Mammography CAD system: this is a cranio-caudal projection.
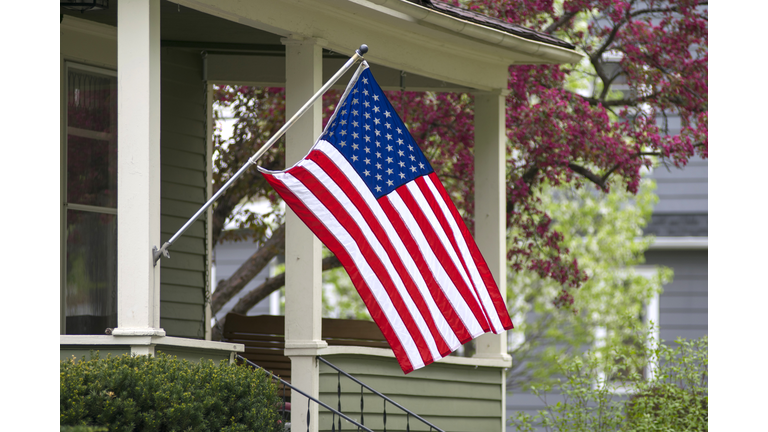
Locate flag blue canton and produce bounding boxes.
[321,69,434,200]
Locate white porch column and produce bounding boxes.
[112,0,165,338]
[282,36,327,432]
[473,90,511,432]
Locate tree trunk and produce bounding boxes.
[211,224,286,315]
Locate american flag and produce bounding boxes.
[259,63,513,373]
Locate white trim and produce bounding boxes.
[285,345,512,369]
[61,15,117,40]
[647,236,708,250]
[60,335,244,353]
[66,203,118,215]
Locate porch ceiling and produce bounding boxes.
[61,0,582,92]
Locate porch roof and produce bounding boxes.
[61,0,582,91]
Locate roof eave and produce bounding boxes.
[367,0,584,65]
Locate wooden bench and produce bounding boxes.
[223,313,389,386]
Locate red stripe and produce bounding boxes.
[427,173,514,330]
[377,196,474,345]
[413,177,490,322]
[393,186,491,333]
[307,152,454,356]
[261,170,416,373]
[288,164,435,365]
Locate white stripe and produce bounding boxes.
[316,141,477,343]
[302,159,443,359]
[274,171,425,370]
[406,183,480,306]
[387,193,485,338]
[425,176,505,332]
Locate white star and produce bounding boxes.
[386,133,393,140]
[419,162,425,169]
[399,172,406,179]
[362,77,368,84]
[364,112,371,119]
[396,127,402,134]
[397,138,404,145]
[340,119,347,125]
[398,150,405,156]
[364,147,371,153]
[386,157,393,164]
[398,161,405,167]
[363,169,371,176]
[340,130,347,136]
[375,163,382,170]
[375,152,381,158]
[373,94,379,101]
[373,118,381,125]
[376,185,382,192]
[352,98,359,104]
[364,158,371,164]
[408,144,413,151]
[384,111,391,118]
[375,130,381,136]
[363,89,369,95]
[339,141,346,147]
[329,131,334,136]
[409,155,416,161]
[387,179,394,186]
[352,109,359,116]
[386,144,393,151]
[364,124,371,131]
[352,120,359,127]
[373,106,380,113]
[351,155,359,162]
[352,143,359,150]
[375,140,381,147]
[376,174,382,181]
[364,136,371,142]
[363,101,370,108]
[352,132,359,139]
[385,122,392,129]
[342,109,347,115]
[387,168,394,175]
[410,166,417,172]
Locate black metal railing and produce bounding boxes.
[318,356,445,432]
[237,354,373,432]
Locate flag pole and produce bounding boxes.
[153,44,369,265]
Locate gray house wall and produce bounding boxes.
[159,47,209,339]
[212,237,277,322]
[505,155,708,431]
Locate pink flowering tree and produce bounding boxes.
[208,0,708,338]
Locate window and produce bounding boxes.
[63,63,118,335]
[594,266,661,392]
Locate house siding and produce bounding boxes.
[318,355,504,432]
[160,47,209,339]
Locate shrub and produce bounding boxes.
[511,335,707,432]
[60,352,284,432]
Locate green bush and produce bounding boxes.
[511,334,707,432]
[60,352,284,432]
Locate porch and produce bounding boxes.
[59,1,581,431]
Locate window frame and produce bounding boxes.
[61,61,118,335]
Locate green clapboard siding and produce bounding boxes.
[318,355,504,432]
[160,47,208,340]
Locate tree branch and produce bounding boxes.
[210,224,286,315]
[543,10,579,34]
[211,254,343,340]
[568,163,608,191]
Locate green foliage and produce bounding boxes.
[511,334,708,432]
[506,177,671,390]
[60,352,284,432]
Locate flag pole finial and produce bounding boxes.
[357,44,369,55]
